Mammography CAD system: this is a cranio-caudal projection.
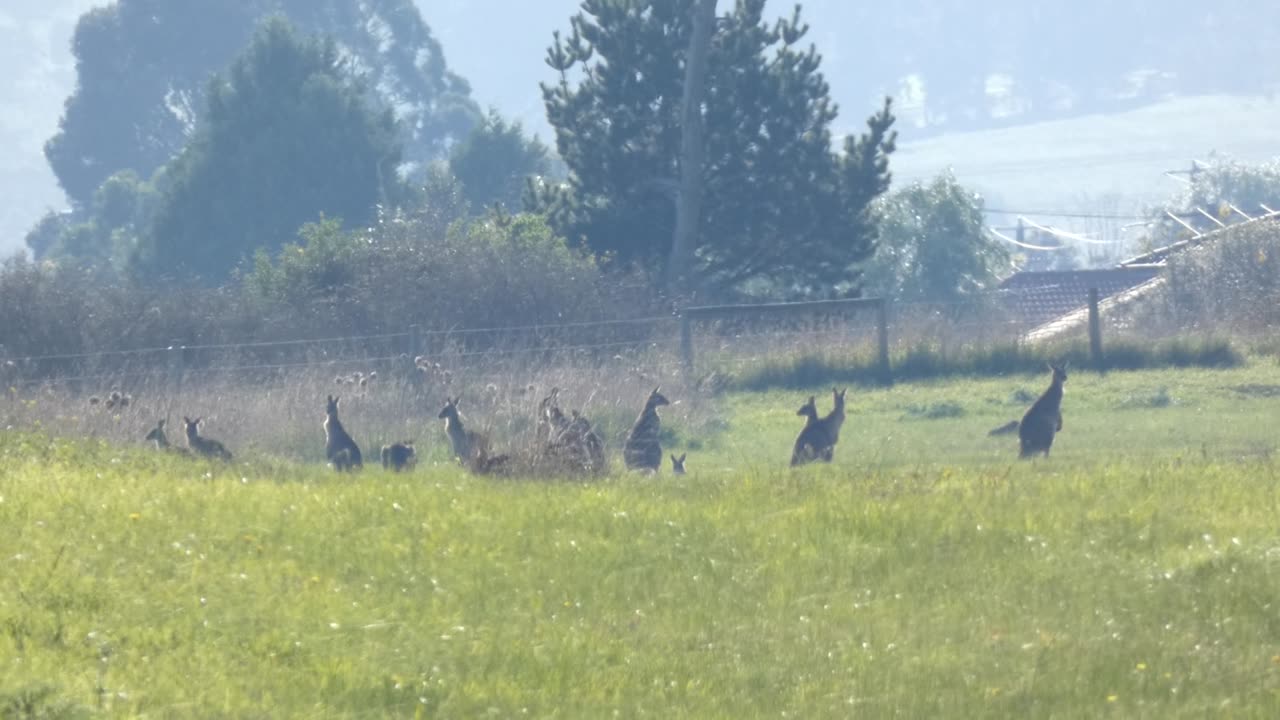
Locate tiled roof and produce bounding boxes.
[996,267,1163,329]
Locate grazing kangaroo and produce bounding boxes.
[324,395,363,472]
[380,441,416,472]
[182,417,233,461]
[623,386,669,472]
[670,453,686,475]
[438,397,509,474]
[1016,362,1069,458]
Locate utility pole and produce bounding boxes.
[667,0,717,295]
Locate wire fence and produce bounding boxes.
[0,296,1062,394]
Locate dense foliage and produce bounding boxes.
[135,19,402,282]
[43,0,477,209]
[863,171,1012,304]
[449,110,552,213]
[533,0,896,298]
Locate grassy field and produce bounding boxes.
[3,361,1280,717]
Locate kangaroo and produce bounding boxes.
[144,419,191,456]
[623,386,669,472]
[790,395,829,466]
[814,387,847,460]
[535,388,563,446]
[569,411,606,473]
[1017,362,1069,458]
[324,395,363,472]
[438,396,508,474]
[380,441,416,472]
[670,453,686,475]
[182,417,233,461]
[145,419,171,449]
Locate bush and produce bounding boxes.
[243,210,659,341]
[0,210,662,379]
[1125,221,1280,333]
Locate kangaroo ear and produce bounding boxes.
[1061,360,1070,370]
[678,453,686,462]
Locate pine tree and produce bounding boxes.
[533,0,896,298]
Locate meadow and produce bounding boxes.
[3,359,1280,718]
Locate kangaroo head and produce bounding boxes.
[539,387,561,412]
[832,387,847,411]
[797,395,818,419]
[646,386,670,410]
[326,394,341,416]
[437,396,460,421]
[1048,362,1069,385]
[182,416,201,437]
[671,453,686,474]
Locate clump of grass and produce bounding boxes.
[1117,386,1175,409]
[732,336,1245,391]
[901,400,965,420]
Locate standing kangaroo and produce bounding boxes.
[814,387,847,461]
[182,417,233,461]
[145,419,191,456]
[438,397,508,474]
[623,386,669,472]
[1017,362,1068,458]
[324,395,363,472]
[790,395,826,466]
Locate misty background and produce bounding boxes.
[2,0,1279,257]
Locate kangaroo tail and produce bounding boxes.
[988,420,1020,436]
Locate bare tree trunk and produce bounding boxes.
[667,0,717,294]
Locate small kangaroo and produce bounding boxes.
[790,395,826,466]
[182,417,233,461]
[144,419,191,456]
[535,388,563,446]
[569,411,606,473]
[1017,362,1068,458]
[380,441,416,472]
[670,452,686,475]
[623,386,669,472]
[144,418,172,449]
[439,397,508,474]
[324,395,363,472]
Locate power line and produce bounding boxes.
[982,208,1147,221]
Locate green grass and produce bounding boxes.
[731,336,1245,392]
[4,362,1280,717]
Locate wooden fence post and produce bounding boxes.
[680,313,694,380]
[1087,287,1104,370]
[875,299,892,385]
